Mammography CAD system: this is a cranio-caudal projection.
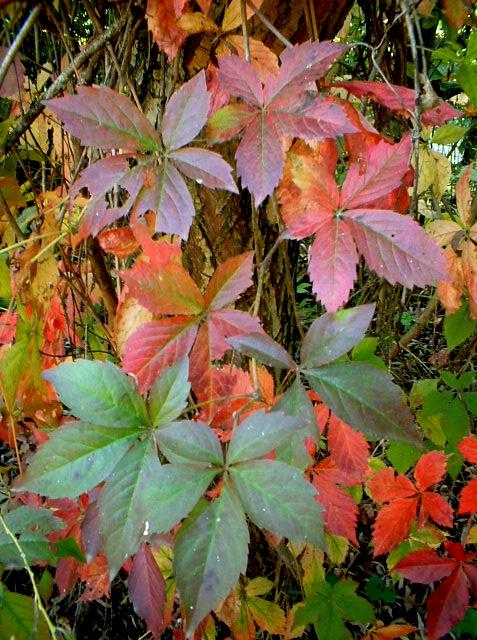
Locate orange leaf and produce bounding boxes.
[362,622,417,639]
[459,435,477,463]
[462,241,477,319]
[437,247,465,315]
[98,227,139,258]
[146,0,188,61]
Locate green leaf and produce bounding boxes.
[147,464,218,535]
[174,479,249,636]
[43,360,149,429]
[53,536,86,562]
[156,420,223,465]
[17,422,139,498]
[0,336,30,412]
[300,305,375,368]
[432,123,469,145]
[0,586,50,640]
[444,303,477,350]
[387,442,421,474]
[0,256,11,298]
[274,379,317,469]
[149,358,191,426]
[364,575,396,604]
[229,460,324,547]
[464,392,477,416]
[98,438,162,578]
[304,362,421,445]
[294,579,375,639]
[457,63,477,106]
[227,410,301,464]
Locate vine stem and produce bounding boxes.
[388,292,439,360]
[0,513,59,639]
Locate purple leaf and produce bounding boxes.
[264,41,348,106]
[235,114,284,205]
[301,304,375,368]
[170,147,238,192]
[344,208,449,288]
[218,55,264,107]
[161,71,210,150]
[120,160,195,239]
[227,332,296,370]
[128,544,166,639]
[44,86,160,152]
[0,46,25,99]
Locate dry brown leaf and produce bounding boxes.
[177,11,218,34]
[426,219,460,246]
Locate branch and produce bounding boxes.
[0,11,128,158]
[0,4,42,91]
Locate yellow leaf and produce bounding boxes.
[221,0,264,31]
[301,544,325,596]
[426,219,461,246]
[248,597,287,635]
[465,524,477,544]
[245,576,273,597]
[416,145,451,200]
[325,532,349,565]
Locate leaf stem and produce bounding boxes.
[0,513,59,639]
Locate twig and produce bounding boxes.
[244,0,292,48]
[0,4,41,92]
[388,292,439,360]
[0,11,128,158]
[239,0,251,63]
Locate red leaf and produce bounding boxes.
[394,549,456,584]
[459,435,477,463]
[420,492,453,528]
[427,568,470,640]
[414,451,448,492]
[203,252,254,310]
[146,0,187,61]
[207,309,263,360]
[98,228,140,258]
[44,86,159,152]
[129,544,166,639]
[336,80,461,125]
[313,475,358,544]
[119,260,204,316]
[458,477,477,514]
[340,135,412,209]
[327,416,369,482]
[122,318,198,392]
[308,218,358,312]
[368,468,415,503]
[372,498,417,556]
[162,71,210,150]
